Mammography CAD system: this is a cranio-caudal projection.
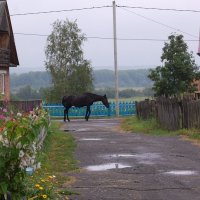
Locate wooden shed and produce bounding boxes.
[0,0,19,101]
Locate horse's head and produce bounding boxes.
[102,94,109,108]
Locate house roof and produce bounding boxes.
[0,1,8,32]
[0,0,19,66]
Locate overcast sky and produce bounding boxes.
[7,0,200,73]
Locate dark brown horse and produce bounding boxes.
[62,93,109,122]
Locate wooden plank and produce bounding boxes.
[0,48,10,64]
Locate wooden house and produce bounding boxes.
[0,0,19,101]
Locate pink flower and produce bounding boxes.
[0,115,6,119]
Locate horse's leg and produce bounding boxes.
[66,107,70,122]
[88,106,91,120]
[64,108,67,122]
[85,107,88,121]
[86,106,91,121]
[64,107,70,122]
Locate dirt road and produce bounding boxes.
[61,118,200,200]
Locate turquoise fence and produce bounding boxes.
[43,102,136,117]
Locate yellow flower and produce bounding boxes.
[39,186,44,190]
[42,194,47,199]
[41,179,45,183]
[48,176,53,179]
[35,184,40,188]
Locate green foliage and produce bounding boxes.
[0,108,49,199]
[10,69,153,92]
[122,116,200,140]
[12,85,41,100]
[45,19,93,101]
[11,86,47,101]
[10,68,154,101]
[94,69,152,88]
[121,116,177,136]
[25,121,77,199]
[10,72,52,91]
[94,87,154,98]
[40,121,77,173]
[25,171,58,200]
[148,34,199,97]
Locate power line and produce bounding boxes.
[10,5,200,17]
[14,33,199,42]
[10,5,198,39]
[119,7,198,39]
[14,33,48,37]
[12,5,197,38]
[10,6,112,16]
[117,5,200,13]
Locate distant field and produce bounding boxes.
[108,97,150,102]
[95,87,145,91]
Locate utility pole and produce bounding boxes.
[197,29,200,56]
[113,0,119,117]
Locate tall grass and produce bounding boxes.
[121,116,177,136]
[122,116,200,139]
[39,121,77,173]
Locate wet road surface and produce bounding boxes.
[60,118,200,200]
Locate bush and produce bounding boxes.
[0,107,49,199]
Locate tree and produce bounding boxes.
[45,19,93,102]
[13,85,41,100]
[148,34,200,97]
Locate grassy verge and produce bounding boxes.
[40,121,77,173]
[38,121,78,195]
[121,116,200,139]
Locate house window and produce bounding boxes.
[0,71,6,95]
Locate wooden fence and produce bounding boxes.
[157,97,181,130]
[0,100,42,113]
[182,98,200,129]
[136,97,200,130]
[136,99,156,120]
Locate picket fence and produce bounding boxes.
[42,101,136,117]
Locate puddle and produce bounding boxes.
[86,163,131,171]
[104,153,160,159]
[80,138,103,141]
[138,160,154,165]
[164,170,197,175]
[133,153,160,159]
[104,154,135,158]
[75,128,91,132]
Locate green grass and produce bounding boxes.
[121,116,200,139]
[121,116,177,136]
[178,129,200,140]
[25,121,78,198]
[109,97,150,102]
[39,121,77,173]
[36,120,78,194]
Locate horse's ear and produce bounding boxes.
[104,94,107,98]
